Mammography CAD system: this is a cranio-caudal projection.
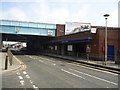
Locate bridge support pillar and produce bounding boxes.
[0,34,2,50]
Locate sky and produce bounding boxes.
[0,0,119,27]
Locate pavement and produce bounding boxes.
[0,52,22,74]
[41,53,120,73]
[6,54,118,88]
[0,51,119,73]
[1,51,119,88]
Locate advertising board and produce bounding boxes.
[65,22,91,35]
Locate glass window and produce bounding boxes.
[28,23,38,28]
[38,23,56,29]
[0,20,2,25]
[40,28,48,35]
[20,22,29,27]
[11,21,20,26]
[28,28,39,35]
[1,21,11,25]
[38,24,46,28]
[0,26,2,33]
[16,27,41,35]
[2,26,15,33]
[45,24,56,29]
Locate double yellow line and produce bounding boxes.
[12,56,27,72]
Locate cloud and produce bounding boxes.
[1,0,119,3]
[37,0,119,3]
[69,4,91,22]
[17,1,69,23]
[0,0,118,27]
[93,9,118,27]
[49,8,69,24]
[109,9,118,27]
[1,8,28,21]
[25,2,91,24]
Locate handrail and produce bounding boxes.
[7,49,13,66]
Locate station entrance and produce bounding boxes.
[73,42,87,58]
[74,43,86,53]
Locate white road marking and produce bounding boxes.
[61,69,85,79]
[33,85,38,89]
[26,75,30,78]
[53,64,56,66]
[69,68,118,86]
[20,80,25,85]
[23,71,27,75]
[39,60,44,63]
[28,56,34,59]
[67,62,118,76]
[39,57,56,62]
[18,76,23,80]
[48,61,56,66]
[27,56,57,66]
[29,80,33,84]
[39,59,56,66]
[25,55,29,57]
[16,72,21,75]
[39,60,48,65]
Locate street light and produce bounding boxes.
[103,14,110,65]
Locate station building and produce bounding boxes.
[29,24,120,64]
[1,20,120,64]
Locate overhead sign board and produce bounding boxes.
[65,22,91,35]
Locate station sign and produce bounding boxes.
[65,22,91,35]
[91,28,97,33]
[48,30,53,35]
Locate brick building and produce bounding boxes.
[43,25,120,64]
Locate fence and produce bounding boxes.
[44,50,120,64]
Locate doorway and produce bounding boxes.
[108,45,114,60]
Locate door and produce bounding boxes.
[108,45,114,60]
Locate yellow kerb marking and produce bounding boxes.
[12,56,27,72]
[67,62,118,76]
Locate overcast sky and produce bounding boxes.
[0,0,119,27]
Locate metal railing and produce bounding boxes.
[7,49,13,66]
[43,51,120,64]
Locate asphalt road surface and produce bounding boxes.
[2,52,119,89]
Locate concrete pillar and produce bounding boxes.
[0,34,2,50]
[27,41,34,51]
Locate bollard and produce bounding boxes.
[5,56,8,70]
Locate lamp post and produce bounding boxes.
[103,14,110,65]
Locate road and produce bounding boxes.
[2,52,118,89]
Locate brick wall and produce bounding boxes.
[98,27,119,60]
[53,26,120,61]
[56,24,65,36]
